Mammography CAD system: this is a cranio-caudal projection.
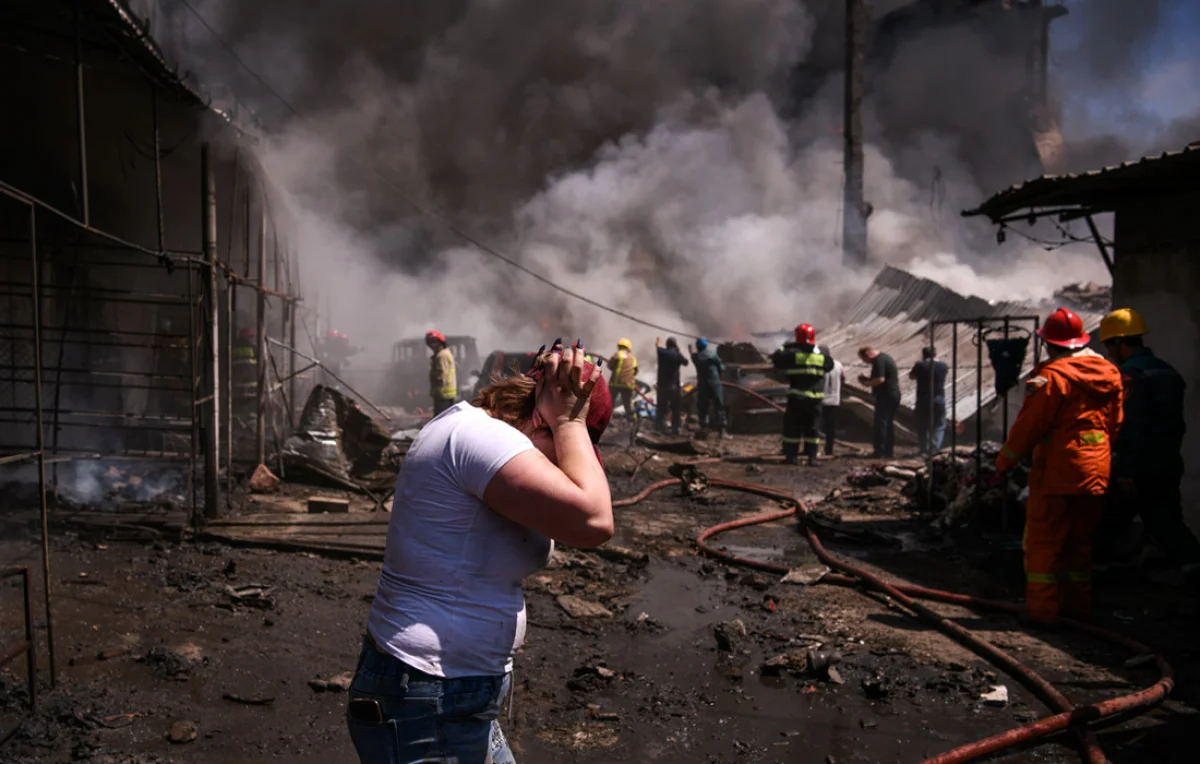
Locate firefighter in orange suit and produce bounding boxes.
[995,307,1123,623]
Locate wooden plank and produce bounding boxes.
[206,513,389,528]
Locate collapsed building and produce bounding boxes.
[966,140,1200,535]
[742,266,1104,444]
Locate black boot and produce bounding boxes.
[806,443,817,467]
[783,442,800,465]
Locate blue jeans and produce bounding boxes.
[915,398,946,454]
[346,637,515,764]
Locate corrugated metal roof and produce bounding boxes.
[964,141,1200,221]
[787,267,1104,424]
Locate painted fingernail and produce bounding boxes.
[575,338,582,347]
[537,344,546,354]
[552,337,562,347]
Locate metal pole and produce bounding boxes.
[975,319,984,510]
[1084,215,1114,277]
[266,337,391,422]
[256,203,267,466]
[926,321,936,511]
[842,0,867,267]
[951,323,958,453]
[1034,316,1042,366]
[225,275,233,507]
[152,86,165,255]
[74,0,89,226]
[201,145,220,519]
[289,247,299,417]
[30,206,56,686]
[1002,317,1011,533]
[22,567,36,709]
[187,262,198,525]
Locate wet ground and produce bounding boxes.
[1,433,1197,763]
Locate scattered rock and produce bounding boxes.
[713,619,748,653]
[1124,654,1156,670]
[567,663,617,693]
[97,646,132,661]
[981,685,1009,707]
[861,673,891,700]
[226,584,275,610]
[167,720,198,744]
[139,644,206,679]
[556,595,613,619]
[221,693,275,706]
[807,648,843,680]
[781,564,830,586]
[825,666,845,685]
[737,573,772,591]
[760,653,805,677]
[248,464,280,493]
[309,672,354,693]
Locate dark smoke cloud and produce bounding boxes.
[171,0,1134,366]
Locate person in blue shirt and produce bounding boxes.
[909,347,949,455]
[689,338,729,439]
[1098,308,1200,572]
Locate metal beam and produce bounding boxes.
[201,145,220,519]
[256,203,268,466]
[842,0,868,267]
[1084,215,1115,278]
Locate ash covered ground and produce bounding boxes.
[1,434,1197,763]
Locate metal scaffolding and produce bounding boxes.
[0,0,308,693]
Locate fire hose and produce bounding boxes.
[614,476,1173,764]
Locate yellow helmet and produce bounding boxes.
[617,338,632,350]
[1099,308,1148,341]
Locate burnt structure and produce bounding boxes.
[966,141,1200,536]
[0,0,307,523]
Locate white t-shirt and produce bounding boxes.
[367,402,549,677]
[823,358,843,407]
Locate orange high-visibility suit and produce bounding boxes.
[996,349,1122,623]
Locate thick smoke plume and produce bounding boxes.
[174,0,1193,371]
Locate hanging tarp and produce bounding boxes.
[986,337,1030,399]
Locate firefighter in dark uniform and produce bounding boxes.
[771,323,834,466]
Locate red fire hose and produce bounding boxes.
[616,476,1173,764]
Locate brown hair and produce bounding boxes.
[471,352,552,427]
[858,345,875,358]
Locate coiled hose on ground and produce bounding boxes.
[614,476,1173,764]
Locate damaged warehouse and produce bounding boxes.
[2,2,1198,764]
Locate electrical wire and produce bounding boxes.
[176,0,702,339]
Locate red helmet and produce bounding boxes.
[338,331,349,340]
[1037,307,1090,349]
[794,323,816,345]
[425,330,446,344]
[327,329,339,339]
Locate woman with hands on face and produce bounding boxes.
[346,339,613,764]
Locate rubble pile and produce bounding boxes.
[281,385,400,491]
[1054,281,1111,313]
[903,444,1029,531]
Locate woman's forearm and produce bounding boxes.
[553,421,611,509]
